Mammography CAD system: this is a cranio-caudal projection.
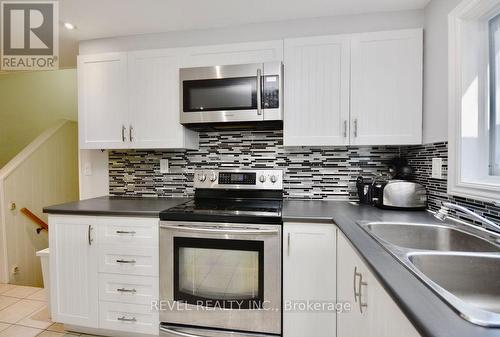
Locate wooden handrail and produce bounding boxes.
[20,208,48,233]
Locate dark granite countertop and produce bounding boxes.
[43,196,190,217]
[283,200,500,337]
[43,197,500,337]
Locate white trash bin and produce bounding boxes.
[36,248,50,315]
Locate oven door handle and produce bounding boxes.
[160,325,272,337]
[160,224,279,235]
[161,327,204,337]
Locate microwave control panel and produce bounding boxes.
[262,75,280,109]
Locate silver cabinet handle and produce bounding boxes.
[116,259,136,264]
[116,230,136,235]
[343,120,348,138]
[353,118,358,138]
[359,278,368,313]
[117,316,137,322]
[129,125,134,142]
[353,266,361,302]
[88,225,93,246]
[121,125,126,142]
[257,68,263,116]
[117,288,137,293]
[354,266,368,313]
[160,224,279,235]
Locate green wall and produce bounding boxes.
[0,69,77,168]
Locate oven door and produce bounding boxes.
[159,221,281,335]
[180,62,282,124]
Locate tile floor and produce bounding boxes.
[0,284,102,337]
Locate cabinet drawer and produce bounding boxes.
[99,301,159,335]
[97,218,158,246]
[99,246,158,276]
[99,273,158,305]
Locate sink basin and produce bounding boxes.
[358,221,500,326]
[409,253,500,325]
[363,223,500,252]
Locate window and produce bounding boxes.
[449,0,500,202]
[490,14,500,176]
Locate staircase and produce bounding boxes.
[0,120,79,286]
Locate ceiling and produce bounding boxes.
[28,0,432,68]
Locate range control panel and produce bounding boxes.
[193,169,283,190]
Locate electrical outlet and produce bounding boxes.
[160,159,169,174]
[11,266,19,275]
[432,158,443,179]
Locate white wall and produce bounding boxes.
[79,10,424,54]
[79,149,109,200]
[422,0,461,143]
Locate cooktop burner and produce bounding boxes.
[160,169,283,224]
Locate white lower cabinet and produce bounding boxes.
[98,246,158,276]
[98,274,158,306]
[337,232,421,337]
[283,222,337,337]
[49,215,159,336]
[99,301,158,335]
[49,216,99,328]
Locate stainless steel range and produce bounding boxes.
[159,169,283,337]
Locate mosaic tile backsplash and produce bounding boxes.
[404,142,500,227]
[109,129,499,226]
[109,130,401,199]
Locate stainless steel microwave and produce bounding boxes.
[179,62,283,124]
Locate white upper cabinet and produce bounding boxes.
[284,35,351,146]
[78,53,129,149]
[128,49,198,149]
[350,29,423,145]
[181,40,284,67]
[79,50,197,150]
[283,29,423,147]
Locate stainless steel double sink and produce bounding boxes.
[358,221,500,327]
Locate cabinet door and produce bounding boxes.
[350,29,423,145]
[181,40,283,67]
[337,232,369,337]
[78,53,129,149]
[283,223,337,337]
[366,269,421,337]
[49,216,98,328]
[337,232,421,337]
[284,35,351,146]
[128,49,198,149]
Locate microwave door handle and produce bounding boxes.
[160,224,278,235]
[257,68,263,116]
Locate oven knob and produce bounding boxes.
[259,175,266,183]
[270,175,277,184]
[199,174,207,182]
[210,173,217,182]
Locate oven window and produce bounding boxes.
[183,77,257,112]
[174,237,264,309]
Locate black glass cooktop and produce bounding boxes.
[160,196,283,224]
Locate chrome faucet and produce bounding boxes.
[434,201,500,233]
